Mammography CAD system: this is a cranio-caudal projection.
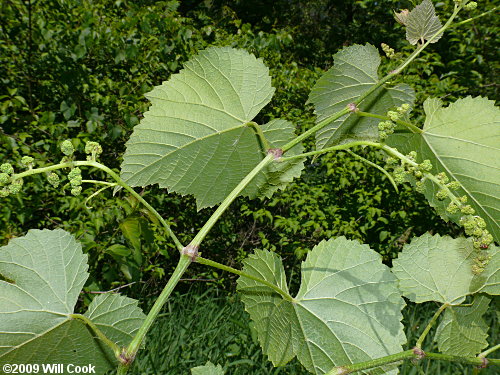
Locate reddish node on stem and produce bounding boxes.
[267,148,283,160]
[119,349,135,365]
[412,347,426,360]
[347,103,358,112]
[478,357,489,369]
[182,244,199,261]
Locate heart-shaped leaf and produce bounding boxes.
[307,43,414,149]
[405,0,443,45]
[237,237,406,374]
[0,229,145,370]
[121,47,303,209]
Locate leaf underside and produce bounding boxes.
[405,0,443,45]
[307,43,415,149]
[392,233,499,305]
[435,295,490,357]
[0,229,145,371]
[121,47,304,210]
[237,237,406,375]
[387,96,500,244]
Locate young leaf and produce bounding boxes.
[435,295,490,357]
[237,237,406,374]
[405,0,443,45]
[387,96,500,243]
[191,362,225,375]
[307,44,414,149]
[392,233,498,305]
[0,229,145,370]
[121,47,303,209]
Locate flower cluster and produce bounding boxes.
[464,1,477,11]
[60,139,75,156]
[381,43,395,59]
[0,162,23,197]
[20,156,34,168]
[378,104,411,140]
[386,150,494,261]
[68,167,83,196]
[85,141,102,161]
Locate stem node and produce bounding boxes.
[267,148,283,160]
[412,346,426,360]
[182,244,199,261]
[347,103,358,112]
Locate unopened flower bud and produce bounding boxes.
[20,156,34,167]
[419,160,432,172]
[436,189,448,200]
[0,172,10,185]
[464,2,477,10]
[71,186,82,196]
[60,139,75,156]
[8,178,23,194]
[85,141,103,160]
[47,173,60,188]
[1,163,14,175]
[460,205,475,215]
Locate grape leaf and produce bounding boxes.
[405,0,443,45]
[0,229,145,370]
[435,295,490,357]
[191,362,224,375]
[392,233,499,305]
[307,43,414,149]
[84,293,146,347]
[387,96,500,243]
[121,47,303,209]
[237,237,406,374]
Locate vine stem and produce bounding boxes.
[327,349,500,375]
[196,256,294,302]
[281,2,462,154]
[119,254,192,374]
[345,150,399,192]
[479,344,500,358]
[451,6,498,28]
[189,154,274,247]
[281,140,382,162]
[13,160,184,252]
[355,111,422,134]
[416,303,449,348]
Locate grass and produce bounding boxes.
[123,286,498,375]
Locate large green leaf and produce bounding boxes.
[121,47,303,209]
[0,229,145,371]
[237,237,406,374]
[405,0,443,45]
[387,96,500,243]
[307,43,414,149]
[435,295,490,357]
[392,233,499,305]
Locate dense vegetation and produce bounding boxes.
[0,1,498,373]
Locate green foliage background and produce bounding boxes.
[0,0,498,373]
